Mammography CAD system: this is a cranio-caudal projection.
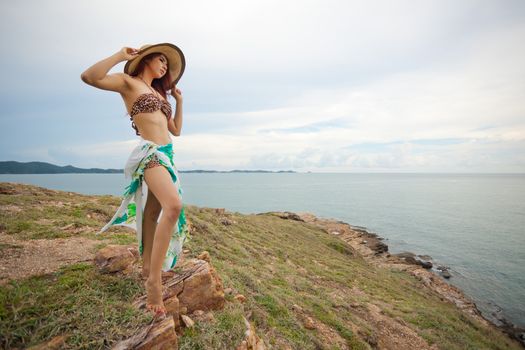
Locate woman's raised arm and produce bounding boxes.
[80,47,138,93]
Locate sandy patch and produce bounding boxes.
[0,232,101,285]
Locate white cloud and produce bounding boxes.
[1,0,524,172]
[45,140,138,168]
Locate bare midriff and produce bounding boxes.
[131,111,172,145]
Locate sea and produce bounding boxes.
[1,172,524,329]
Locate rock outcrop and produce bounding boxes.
[104,250,230,349]
[393,251,433,269]
[133,254,226,316]
[94,244,139,274]
[112,317,178,350]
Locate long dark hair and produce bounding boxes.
[126,52,173,135]
[130,52,173,99]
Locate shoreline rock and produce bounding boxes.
[391,251,433,269]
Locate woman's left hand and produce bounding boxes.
[170,86,183,102]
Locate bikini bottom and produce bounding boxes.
[145,154,162,169]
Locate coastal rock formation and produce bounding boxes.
[112,316,178,350]
[113,249,269,349]
[257,211,305,222]
[392,251,433,269]
[94,244,139,274]
[113,251,226,349]
[437,265,452,278]
[133,253,225,315]
[296,212,389,257]
[353,227,389,255]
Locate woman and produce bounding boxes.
[80,43,191,317]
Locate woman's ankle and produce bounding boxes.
[146,274,162,284]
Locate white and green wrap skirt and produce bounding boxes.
[98,137,191,271]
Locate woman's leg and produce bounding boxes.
[143,165,182,315]
[141,188,162,279]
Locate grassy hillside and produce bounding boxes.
[0,182,522,349]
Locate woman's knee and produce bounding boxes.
[162,200,182,221]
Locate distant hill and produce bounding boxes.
[0,161,296,174]
[0,161,122,174]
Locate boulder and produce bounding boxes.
[94,245,139,274]
[440,269,452,279]
[112,316,177,350]
[393,252,433,269]
[180,314,194,328]
[118,253,226,349]
[257,211,304,222]
[134,253,225,316]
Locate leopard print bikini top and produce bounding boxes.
[129,93,172,136]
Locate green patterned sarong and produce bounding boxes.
[98,138,191,271]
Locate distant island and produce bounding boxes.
[183,169,296,173]
[0,161,296,174]
[0,161,122,174]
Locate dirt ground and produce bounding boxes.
[0,232,101,285]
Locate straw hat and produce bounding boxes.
[124,43,186,86]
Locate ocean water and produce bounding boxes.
[1,172,524,328]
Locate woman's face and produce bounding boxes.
[146,54,168,79]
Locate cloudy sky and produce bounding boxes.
[1,0,524,172]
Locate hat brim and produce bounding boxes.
[124,43,186,87]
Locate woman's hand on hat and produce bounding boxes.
[119,47,140,61]
[170,86,183,102]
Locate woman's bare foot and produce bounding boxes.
[144,278,166,316]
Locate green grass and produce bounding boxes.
[178,302,246,350]
[182,207,522,349]
[1,182,522,350]
[0,263,151,349]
